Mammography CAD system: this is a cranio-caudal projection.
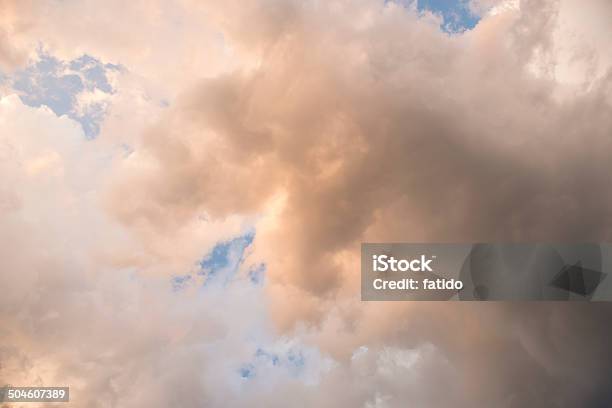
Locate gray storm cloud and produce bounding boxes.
[2,0,612,407]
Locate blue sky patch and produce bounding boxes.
[248,263,266,285]
[416,0,480,32]
[171,231,260,290]
[255,348,280,366]
[238,345,308,381]
[239,363,256,379]
[171,274,192,291]
[199,231,255,286]
[8,52,120,138]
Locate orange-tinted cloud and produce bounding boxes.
[2,1,612,406]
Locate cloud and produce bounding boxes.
[2,1,612,407]
[106,1,612,403]
[108,0,612,296]
[0,0,30,71]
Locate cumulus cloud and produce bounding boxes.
[2,0,612,407]
[109,0,612,296]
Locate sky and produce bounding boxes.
[1,0,612,407]
[416,0,481,31]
